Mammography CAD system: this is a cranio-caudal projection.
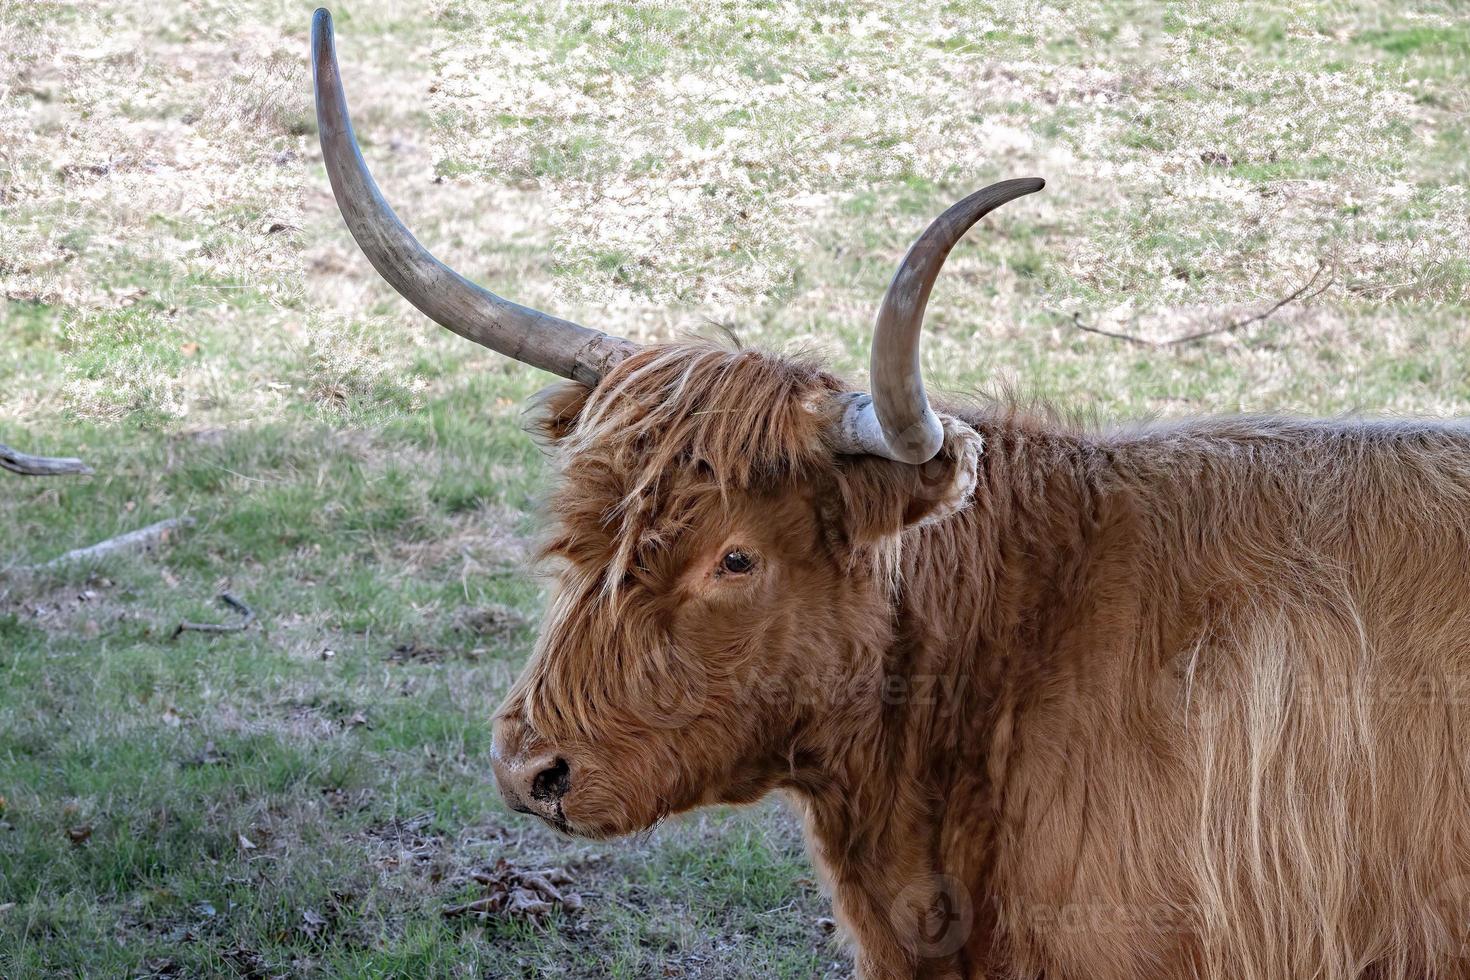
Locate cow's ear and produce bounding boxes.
[829,414,982,545]
[526,381,593,446]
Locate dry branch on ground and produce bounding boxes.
[26,517,194,571]
[0,444,93,476]
[1070,263,1334,348]
[173,592,256,637]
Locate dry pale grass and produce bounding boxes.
[433,0,1469,416]
[4,0,1467,431]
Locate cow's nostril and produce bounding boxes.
[530,757,571,802]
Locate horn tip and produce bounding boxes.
[311,8,336,83]
[312,7,333,43]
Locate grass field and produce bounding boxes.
[1,0,1467,976]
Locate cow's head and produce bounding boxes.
[312,9,1040,837]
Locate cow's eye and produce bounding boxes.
[719,550,756,575]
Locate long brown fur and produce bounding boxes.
[493,340,1470,979]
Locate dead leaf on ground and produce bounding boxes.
[387,642,443,664]
[322,786,372,815]
[182,740,227,767]
[138,956,182,977]
[443,859,584,922]
[66,823,93,846]
[222,945,270,979]
[455,604,528,642]
[300,908,328,937]
[237,832,257,851]
[362,811,441,871]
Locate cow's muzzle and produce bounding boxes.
[491,718,573,833]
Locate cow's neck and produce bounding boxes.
[795,421,1100,978]
[790,616,994,978]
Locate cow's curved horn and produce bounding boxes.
[835,178,1046,463]
[310,8,635,386]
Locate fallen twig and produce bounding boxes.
[1070,315,1155,347]
[33,517,194,570]
[0,444,93,476]
[1070,263,1332,348]
[174,592,255,638]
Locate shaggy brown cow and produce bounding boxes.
[313,10,1470,979]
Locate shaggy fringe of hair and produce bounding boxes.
[546,342,845,596]
[566,342,839,489]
